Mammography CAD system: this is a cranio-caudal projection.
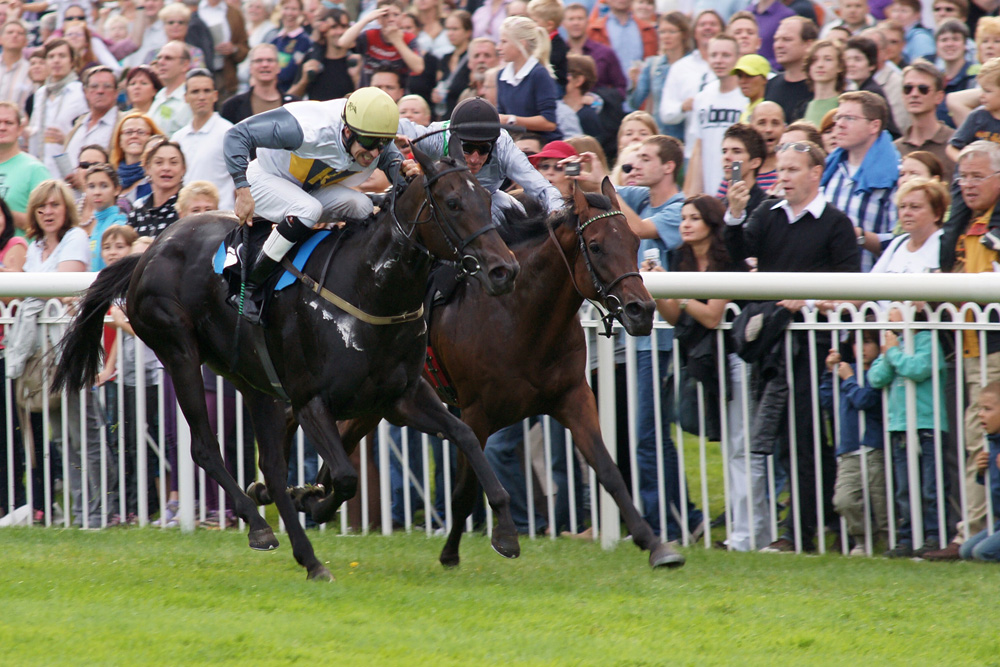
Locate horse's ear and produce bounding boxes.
[448,133,467,167]
[572,180,589,215]
[411,139,437,178]
[600,176,620,208]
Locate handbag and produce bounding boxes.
[15,348,61,413]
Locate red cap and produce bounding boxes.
[527,140,578,166]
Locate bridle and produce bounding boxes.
[387,128,501,279]
[548,192,642,337]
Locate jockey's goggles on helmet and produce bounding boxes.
[354,133,393,151]
[461,140,494,157]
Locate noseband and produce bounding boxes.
[549,205,642,338]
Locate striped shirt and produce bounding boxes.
[822,162,896,272]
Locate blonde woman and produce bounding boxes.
[496,16,561,141]
[175,180,220,216]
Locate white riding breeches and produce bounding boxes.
[246,159,374,228]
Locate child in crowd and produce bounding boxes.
[868,307,949,558]
[820,331,887,556]
[338,0,424,87]
[83,164,127,271]
[961,381,1000,562]
[97,226,167,525]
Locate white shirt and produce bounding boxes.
[172,113,236,209]
[871,229,942,274]
[199,0,232,71]
[27,80,89,177]
[772,191,828,224]
[64,106,119,164]
[24,227,91,272]
[500,56,540,86]
[150,85,193,137]
[124,21,166,68]
[0,57,33,110]
[658,50,714,158]
[691,80,747,194]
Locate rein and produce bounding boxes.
[546,200,642,338]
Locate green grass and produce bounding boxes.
[1,527,999,666]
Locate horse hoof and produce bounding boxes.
[491,529,520,559]
[248,526,279,551]
[439,553,460,568]
[649,543,685,569]
[307,566,334,582]
[246,481,273,506]
[289,484,326,513]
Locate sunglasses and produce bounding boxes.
[78,160,99,169]
[777,142,813,153]
[354,133,392,151]
[462,141,493,157]
[620,163,634,173]
[902,83,931,95]
[538,162,564,172]
[64,15,86,21]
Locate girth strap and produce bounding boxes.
[280,258,424,325]
[249,331,290,402]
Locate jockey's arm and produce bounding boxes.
[495,131,564,215]
[224,107,306,191]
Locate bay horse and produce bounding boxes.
[303,179,684,568]
[53,140,521,581]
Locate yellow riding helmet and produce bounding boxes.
[343,87,399,139]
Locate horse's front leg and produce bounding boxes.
[391,379,519,560]
[554,382,685,568]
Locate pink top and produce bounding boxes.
[0,236,27,268]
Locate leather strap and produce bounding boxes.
[280,259,424,325]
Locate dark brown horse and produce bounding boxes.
[54,140,522,580]
[303,179,683,568]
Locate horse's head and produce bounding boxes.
[408,137,519,296]
[570,178,654,336]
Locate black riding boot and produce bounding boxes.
[237,216,312,325]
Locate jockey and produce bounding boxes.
[223,87,404,323]
[398,97,563,225]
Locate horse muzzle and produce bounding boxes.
[619,297,655,336]
[476,252,519,296]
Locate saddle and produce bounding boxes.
[213,219,340,312]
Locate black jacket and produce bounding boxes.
[220,88,300,126]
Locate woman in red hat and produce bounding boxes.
[527,140,577,199]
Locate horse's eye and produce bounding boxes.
[588,242,601,254]
[446,199,460,211]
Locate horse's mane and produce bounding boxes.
[498,192,614,248]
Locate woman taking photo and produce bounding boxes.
[651,194,768,552]
[110,112,163,204]
[123,66,163,115]
[628,11,690,138]
[496,16,561,142]
[127,140,185,238]
[801,39,846,127]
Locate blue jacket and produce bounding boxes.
[822,130,900,194]
[867,330,949,432]
[978,433,1000,525]
[819,369,884,456]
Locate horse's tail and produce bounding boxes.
[53,254,142,392]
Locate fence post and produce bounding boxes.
[597,332,619,549]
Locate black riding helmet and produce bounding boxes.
[448,97,501,143]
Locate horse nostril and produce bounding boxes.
[489,266,509,284]
[624,301,649,321]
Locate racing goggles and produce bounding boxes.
[461,141,494,157]
[354,133,393,151]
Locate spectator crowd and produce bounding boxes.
[0,0,998,565]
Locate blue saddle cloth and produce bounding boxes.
[213,230,331,291]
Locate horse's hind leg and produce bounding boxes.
[143,323,278,550]
[439,454,480,567]
[555,383,684,569]
[392,380,519,560]
[244,391,332,581]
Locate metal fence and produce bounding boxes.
[1,272,998,558]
